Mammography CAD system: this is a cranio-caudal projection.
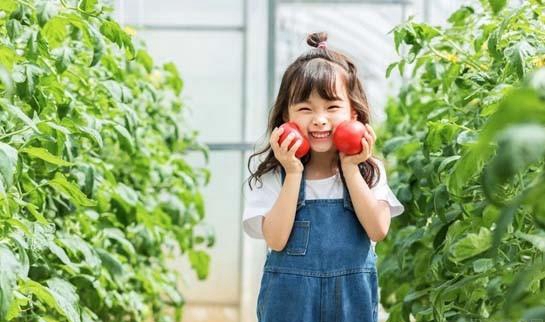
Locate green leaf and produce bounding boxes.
[0,142,18,189]
[485,124,545,185]
[7,218,32,236]
[112,183,138,214]
[164,62,183,95]
[382,135,413,155]
[76,126,103,149]
[87,25,104,67]
[0,65,14,98]
[0,0,17,12]
[21,280,64,318]
[0,45,20,71]
[438,155,460,173]
[36,1,59,27]
[526,68,545,94]
[22,147,73,166]
[449,89,545,195]
[6,19,22,41]
[447,6,475,27]
[13,64,43,99]
[188,250,210,280]
[46,278,81,322]
[99,20,135,59]
[0,245,20,321]
[58,235,100,268]
[385,62,398,78]
[442,64,461,91]
[425,120,461,152]
[78,0,97,13]
[102,228,136,257]
[448,227,492,262]
[95,248,125,284]
[48,241,74,266]
[8,233,29,276]
[487,30,502,61]
[25,203,49,225]
[42,15,69,48]
[48,173,96,207]
[506,40,536,79]
[136,50,153,73]
[52,46,73,74]
[473,258,494,273]
[0,98,39,132]
[523,307,545,320]
[112,124,135,153]
[492,200,520,251]
[515,232,545,252]
[489,0,508,14]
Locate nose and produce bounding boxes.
[313,116,327,126]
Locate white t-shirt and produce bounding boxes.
[242,158,405,242]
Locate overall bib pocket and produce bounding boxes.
[285,220,310,255]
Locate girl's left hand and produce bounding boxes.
[339,124,376,168]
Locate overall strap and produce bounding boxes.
[342,178,355,212]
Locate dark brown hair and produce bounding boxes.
[246,32,380,190]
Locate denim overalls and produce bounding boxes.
[257,168,378,322]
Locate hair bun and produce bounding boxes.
[306,32,328,48]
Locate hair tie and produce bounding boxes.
[317,41,327,49]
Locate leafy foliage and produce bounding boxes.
[0,0,213,321]
[377,0,545,321]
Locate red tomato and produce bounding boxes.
[278,122,310,158]
[333,120,367,155]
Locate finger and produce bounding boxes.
[366,124,376,141]
[361,138,369,155]
[272,126,283,138]
[363,131,374,147]
[280,133,295,150]
[270,127,278,141]
[272,126,284,141]
[270,128,281,150]
[288,138,302,155]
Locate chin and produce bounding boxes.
[310,144,336,154]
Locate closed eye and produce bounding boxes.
[329,106,340,109]
[298,107,311,111]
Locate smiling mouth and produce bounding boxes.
[309,131,332,139]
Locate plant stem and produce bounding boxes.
[0,127,31,141]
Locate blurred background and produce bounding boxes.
[110,1,479,321]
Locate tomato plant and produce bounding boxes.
[0,0,212,321]
[377,0,545,321]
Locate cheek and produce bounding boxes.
[287,113,307,126]
[332,113,351,127]
[289,118,309,135]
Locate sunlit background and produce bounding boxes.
[110,1,505,321]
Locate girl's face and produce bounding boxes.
[286,75,357,154]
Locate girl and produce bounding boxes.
[243,32,404,322]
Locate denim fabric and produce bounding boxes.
[257,168,378,322]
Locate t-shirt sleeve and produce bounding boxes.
[370,159,405,217]
[242,170,281,239]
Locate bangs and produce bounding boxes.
[287,59,346,106]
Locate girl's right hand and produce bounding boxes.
[270,126,304,174]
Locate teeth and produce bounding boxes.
[311,131,331,139]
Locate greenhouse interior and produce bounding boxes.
[0,0,543,322]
